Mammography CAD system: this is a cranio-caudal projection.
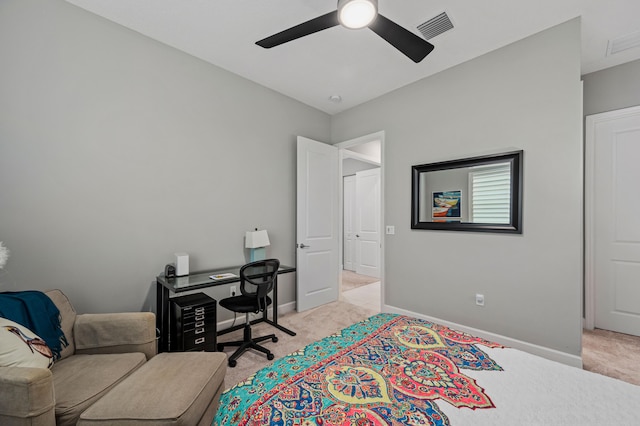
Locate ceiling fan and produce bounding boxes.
[256,0,435,63]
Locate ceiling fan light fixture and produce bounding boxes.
[256,0,434,63]
[338,0,378,29]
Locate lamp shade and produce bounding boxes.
[245,229,270,248]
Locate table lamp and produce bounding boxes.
[245,229,270,262]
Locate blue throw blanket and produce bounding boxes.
[0,290,68,360]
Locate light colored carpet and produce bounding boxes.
[582,328,640,386]
[341,281,380,311]
[219,299,378,389]
[341,270,379,291]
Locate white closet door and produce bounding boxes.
[355,168,381,278]
[343,175,356,271]
[587,106,640,336]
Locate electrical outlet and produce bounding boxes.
[386,225,395,235]
[475,294,485,306]
[230,286,237,297]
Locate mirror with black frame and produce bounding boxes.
[411,150,523,233]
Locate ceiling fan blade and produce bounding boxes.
[256,11,339,48]
[368,14,434,63]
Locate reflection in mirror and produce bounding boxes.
[418,162,511,223]
[412,151,522,233]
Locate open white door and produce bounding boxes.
[355,168,381,278]
[296,136,340,312]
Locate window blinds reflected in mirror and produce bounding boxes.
[469,163,511,224]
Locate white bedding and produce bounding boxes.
[443,346,640,425]
[214,314,640,425]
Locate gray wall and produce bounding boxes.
[342,159,378,177]
[583,59,640,117]
[0,2,587,358]
[0,0,330,315]
[331,19,583,356]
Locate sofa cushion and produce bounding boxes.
[78,352,227,425]
[45,289,76,360]
[0,317,54,369]
[74,312,157,360]
[52,352,146,426]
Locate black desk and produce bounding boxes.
[156,264,296,352]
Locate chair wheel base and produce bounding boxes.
[267,353,274,360]
[228,359,237,368]
[272,336,278,343]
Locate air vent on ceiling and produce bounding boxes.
[607,30,640,56]
[417,12,454,41]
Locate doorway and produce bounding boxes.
[341,270,381,312]
[337,132,384,312]
[343,168,380,277]
[585,105,640,336]
[295,132,384,313]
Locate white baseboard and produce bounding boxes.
[278,301,296,315]
[383,304,583,368]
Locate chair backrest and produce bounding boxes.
[239,259,280,312]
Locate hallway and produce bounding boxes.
[341,270,380,312]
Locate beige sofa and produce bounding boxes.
[0,289,226,425]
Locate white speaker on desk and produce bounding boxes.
[175,253,189,276]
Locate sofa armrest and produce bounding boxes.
[0,366,55,425]
[74,312,157,360]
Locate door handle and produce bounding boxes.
[298,243,310,249]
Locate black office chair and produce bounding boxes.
[216,259,280,367]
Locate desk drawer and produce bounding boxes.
[182,328,216,351]
[180,307,216,324]
[169,293,217,352]
[180,315,215,331]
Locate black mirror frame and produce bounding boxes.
[411,150,523,233]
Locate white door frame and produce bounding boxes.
[584,105,640,330]
[336,131,385,310]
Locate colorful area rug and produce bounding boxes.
[214,313,504,425]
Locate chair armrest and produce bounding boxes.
[0,366,55,425]
[74,312,157,360]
